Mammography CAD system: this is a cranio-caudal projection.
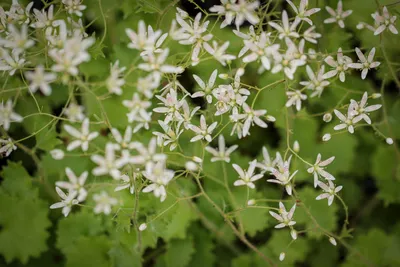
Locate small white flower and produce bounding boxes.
[303,26,322,43]
[323,48,352,82]
[93,191,118,215]
[232,160,263,189]
[180,100,200,130]
[91,143,127,179]
[0,99,23,131]
[268,10,300,40]
[300,65,330,98]
[50,149,65,160]
[152,120,183,151]
[267,156,297,195]
[348,47,380,80]
[269,202,296,228]
[333,107,362,134]
[203,41,236,66]
[106,61,126,95]
[142,161,174,202]
[316,180,343,206]
[115,173,137,194]
[185,161,198,171]
[0,49,26,76]
[64,118,99,151]
[50,187,79,217]
[111,126,134,150]
[189,115,218,143]
[286,90,307,111]
[231,103,272,137]
[123,93,151,122]
[0,24,34,53]
[62,0,86,17]
[205,134,238,163]
[130,138,167,164]
[56,167,88,202]
[324,0,353,28]
[349,92,382,124]
[286,0,320,25]
[373,6,398,35]
[25,65,57,96]
[307,153,335,188]
[63,103,85,122]
[0,138,17,157]
[192,70,218,104]
[209,0,260,28]
[256,147,278,172]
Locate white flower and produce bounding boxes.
[138,48,184,84]
[0,138,17,157]
[268,10,300,40]
[173,12,213,65]
[93,191,118,215]
[50,187,79,217]
[333,107,362,134]
[271,38,306,79]
[0,99,23,131]
[269,202,296,228]
[286,0,320,25]
[189,115,218,143]
[316,180,343,206]
[348,47,380,80]
[153,89,184,124]
[125,20,168,55]
[91,143,127,179]
[203,41,236,66]
[286,90,307,111]
[115,173,137,194]
[185,161,198,171]
[323,48,352,82]
[56,167,88,202]
[324,0,352,28]
[50,149,64,160]
[205,134,238,163]
[123,93,151,122]
[152,120,183,151]
[231,103,272,137]
[192,69,218,104]
[232,160,263,189]
[63,118,99,151]
[180,100,200,130]
[267,156,297,195]
[106,60,126,95]
[209,0,260,28]
[303,26,322,43]
[300,65,330,98]
[0,24,34,53]
[5,0,33,24]
[111,126,134,150]
[373,6,398,35]
[31,5,57,33]
[130,138,167,165]
[25,65,57,96]
[131,110,152,133]
[62,0,86,17]
[307,153,335,188]
[137,75,159,99]
[256,147,279,172]
[142,161,175,202]
[63,103,85,122]
[0,49,26,75]
[349,92,382,124]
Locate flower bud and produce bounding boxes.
[322,134,331,142]
[193,156,202,163]
[372,93,381,99]
[386,138,394,145]
[323,113,332,122]
[218,73,229,79]
[279,252,285,261]
[329,236,337,246]
[185,161,198,171]
[247,199,255,206]
[139,223,147,231]
[290,229,297,240]
[50,149,65,160]
[266,115,276,122]
[293,141,300,153]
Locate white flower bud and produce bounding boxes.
[372,93,381,99]
[139,223,147,231]
[185,161,198,171]
[237,68,245,76]
[279,252,285,261]
[193,156,202,163]
[323,113,332,122]
[266,115,276,122]
[356,23,364,29]
[293,141,300,153]
[247,199,255,206]
[329,236,337,246]
[218,73,229,79]
[290,229,297,240]
[322,134,331,142]
[386,138,394,145]
[50,149,65,160]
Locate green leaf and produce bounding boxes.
[0,162,51,264]
[188,224,216,267]
[165,237,195,267]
